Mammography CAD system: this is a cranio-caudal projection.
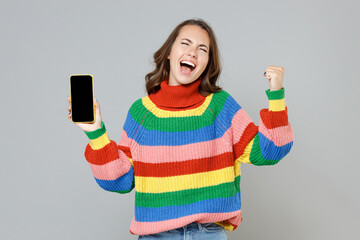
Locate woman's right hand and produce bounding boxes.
[67,96,103,132]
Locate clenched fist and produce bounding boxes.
[264,65,284,91]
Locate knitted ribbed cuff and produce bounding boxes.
[265,88,285,100]
[265,88,286,111]
[84,122,106,140]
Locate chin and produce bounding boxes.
[169,68,202,85]
[176,75,200,85]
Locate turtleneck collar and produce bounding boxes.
[148,78,206,109]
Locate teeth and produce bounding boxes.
[180,60,195,68]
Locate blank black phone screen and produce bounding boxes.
[70,75,94,122]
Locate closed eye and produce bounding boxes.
[181,41,207,53]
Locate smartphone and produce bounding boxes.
[70,74,95,123]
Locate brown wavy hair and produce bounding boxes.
[145,18,222,96]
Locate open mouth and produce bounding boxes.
[180,60,196,74]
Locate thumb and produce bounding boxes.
[94,98,100,108]
[93,98,102,124]
[94,98,102,117]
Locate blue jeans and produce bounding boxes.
[138,222,228,240]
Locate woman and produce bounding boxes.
[67,18,293,239]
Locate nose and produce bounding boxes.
[187,47,197,58]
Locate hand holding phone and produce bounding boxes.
[67,96,102,132]
[67,74,102,132]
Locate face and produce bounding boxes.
[167,25,210,86]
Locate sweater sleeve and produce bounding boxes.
[83,118,135,194]
[231,88,294,166]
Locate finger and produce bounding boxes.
[267,65,283,69]
[68,106,71,112]
[266,66,284,71]
[264,70,279,76]
[264,69,277,75]
[94,98,100,108]
[68,96,71,103]
[265,68,280,72]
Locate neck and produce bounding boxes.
[148,78,206,109]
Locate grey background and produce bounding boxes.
[1,0,359,239]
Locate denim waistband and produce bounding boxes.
[185,222,201,229]
[175,222,211,231]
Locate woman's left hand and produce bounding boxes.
[264,65,284,91]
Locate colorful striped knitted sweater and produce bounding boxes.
[83,78,294,236]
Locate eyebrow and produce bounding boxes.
[181,38,209,50]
